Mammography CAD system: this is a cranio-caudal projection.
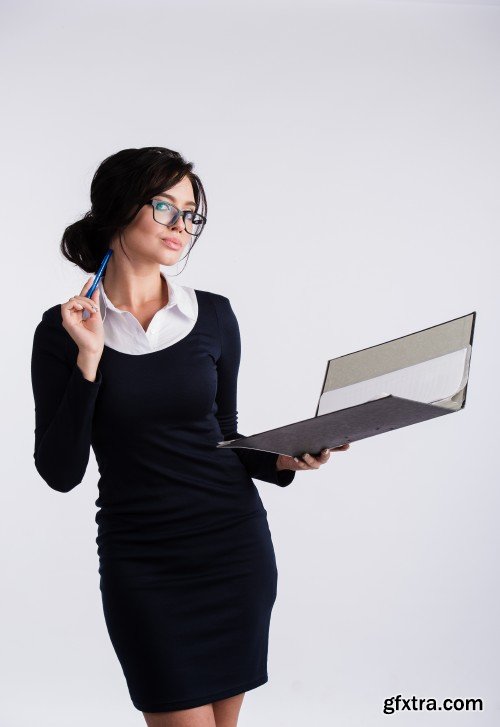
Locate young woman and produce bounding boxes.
[30,146,349,727]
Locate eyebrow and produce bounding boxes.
[158,193,196,209]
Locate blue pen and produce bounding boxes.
[82,248,113,320]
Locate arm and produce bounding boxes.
[30,308,102,493]
[212,294,295,488]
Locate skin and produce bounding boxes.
[60,175,349,727]
[142,693,244,727]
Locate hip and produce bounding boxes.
[97,508,277,585]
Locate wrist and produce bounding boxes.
[77,350,101,382]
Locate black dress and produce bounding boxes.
[30,289,295,713]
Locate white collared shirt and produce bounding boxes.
[97,269,198,355]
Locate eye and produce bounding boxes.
[154,200,172,211]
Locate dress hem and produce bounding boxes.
[132,672,269,713]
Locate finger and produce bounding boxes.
[71,296,98,313]
[84,279,101,311]
[79,277,100,314]
[301,453,320,469]
[293,456,309,469]
[90,285,100,307]
[63,297,87,314]
[71,294,99,312]
[80,275,96,297]
[80,278,101,308]
[61,300,79,319]
[61,298,87,325]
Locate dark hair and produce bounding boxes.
[60,146,207,274]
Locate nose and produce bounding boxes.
[170,212,186,233]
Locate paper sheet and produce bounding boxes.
[317,346,471,416]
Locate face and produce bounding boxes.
[110,175,196,266]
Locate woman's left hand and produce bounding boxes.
[276,443,350,472]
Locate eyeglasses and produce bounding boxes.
[148,199,206,237]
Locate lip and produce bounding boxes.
[161,237,182,250]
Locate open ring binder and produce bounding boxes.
[216,311,476,459]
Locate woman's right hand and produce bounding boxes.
[61,276,104,357]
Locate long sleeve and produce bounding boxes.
[213,294,295,488]
[31,307,103,493]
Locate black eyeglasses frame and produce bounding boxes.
[147,199,207,237]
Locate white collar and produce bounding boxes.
[98,269,197,320]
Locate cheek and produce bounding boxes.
[127,213,160,249]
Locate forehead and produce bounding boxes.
[159,176,195,204]
[157,192,196,207]
[157,181,196,207]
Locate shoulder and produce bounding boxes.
[194,288,230,307]
[33,303,74,356]
[40,303,64,328]
[195,289,239,332]
[194,288,233,316]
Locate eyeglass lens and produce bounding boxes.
[153,201,204,236]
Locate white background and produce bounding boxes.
[2,0,499,724]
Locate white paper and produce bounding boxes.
[317,346,470,416]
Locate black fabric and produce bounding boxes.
[30,289,295,712]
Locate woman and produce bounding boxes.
[30,146,350,727]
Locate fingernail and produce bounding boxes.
[293,457,300,463]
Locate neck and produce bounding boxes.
[102,255,168,311]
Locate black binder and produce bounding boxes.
[217,311,476,459]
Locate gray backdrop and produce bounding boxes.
[2,0,499,724]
